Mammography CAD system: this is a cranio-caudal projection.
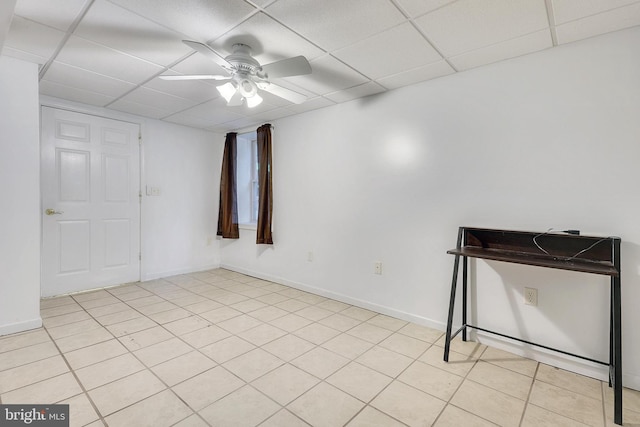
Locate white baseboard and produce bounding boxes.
[221,263,640,392]
[475,332,640,391]
[220,263,445,330]
[0,317,43,337]
[142,263,221,282]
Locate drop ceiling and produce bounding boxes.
[2,0,639,132]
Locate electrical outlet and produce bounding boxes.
[524,287,538,306]
[307,251,314,262]
[374,261,383,275]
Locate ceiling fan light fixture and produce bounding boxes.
[238,77,258,98]
[217,82,237,103]
[246,93,263,108]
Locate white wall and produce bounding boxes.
[142,120,223,279]
[36,99,224,284]
[0,55,42,335]
[220,27,640,389]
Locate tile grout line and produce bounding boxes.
[518,361,541,427]
[339,330,457,426]
[40,324,108,427]
[430,343,489,426]
[600,379,607,427]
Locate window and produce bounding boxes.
[236,131,259,225]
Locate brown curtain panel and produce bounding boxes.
[256,124,273,244]
[217,132,239,239]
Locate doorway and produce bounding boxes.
[41,107,141,297]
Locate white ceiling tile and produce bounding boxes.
[376,60,455,89]
[206,124,234,133]
[286,96,336,114]
[333,23,442,80]
[247,106,296,122]
[44,61,136,97]
[212,12,324,65]
[1,46,45,64]
[555,2,640,44]
[173,99,234,120]
[256,88,298,107]
[324,82,387,103]
[449,29,552,71]
[170,51,230,76]
[551,0,640,24]
[216,116,266,132]
[283,54,368,95]
[165,109,244,129]
[394,0,456,18]
[262,78,317,98]
[75,0,191,67]
[14,0,88,31]
[144,73,221,103]
[40,79,115,106]
[163,114,219,129]
[202,107,248,125]
[55,35,164,84]
[115,86,199,113]
[415,0,549,57]
[108,98,175,119]
[3,15,65,64]
[248,0,278,8]
[266,0,406,51]
[108,0,257,42]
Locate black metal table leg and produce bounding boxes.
[462,256,467,342]
[444,228,464,362]
[609,281,614,388]
[444,254,460,362]
[613,274,622,425]
[611,237,622,426]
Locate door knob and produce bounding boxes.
[45,209,64,215]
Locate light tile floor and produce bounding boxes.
[1,268,639,427]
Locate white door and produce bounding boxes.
[41,107,140,297]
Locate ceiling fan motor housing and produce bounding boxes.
[226,43,261,75]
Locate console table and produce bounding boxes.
[443,227,622,425]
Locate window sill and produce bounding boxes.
[239,223,257,231]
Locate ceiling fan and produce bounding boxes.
[160,40,312,108]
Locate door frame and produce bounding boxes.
[40,101,144,295]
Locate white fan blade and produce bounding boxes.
[183,40,233,71]
[259,82,307,104]
[261,56,311,78]
[159,75,230,81]
[227,90,243,107]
